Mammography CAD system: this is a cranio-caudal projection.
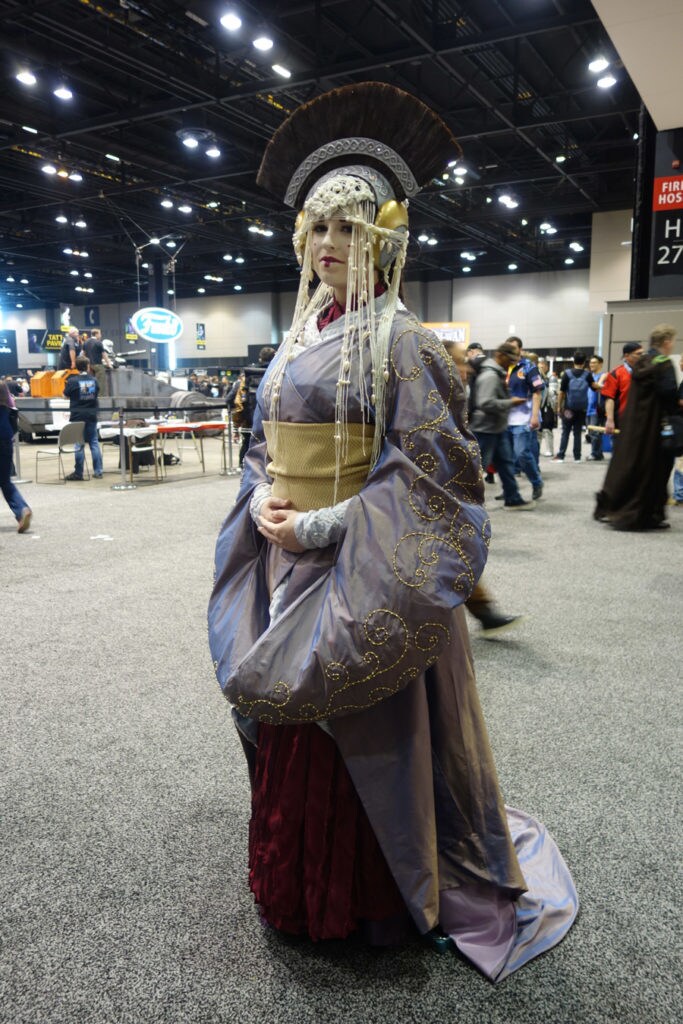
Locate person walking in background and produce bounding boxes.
[58,326,80,371]
[63,355,103,481]
[0,381,31,533]
[595,324,681,530]
[505,336,544,499]
[586,355,608,460]
[554,351,594,463]
[84,329,113,397]
[538,357,557,457]
[601,342,644,439]
[470,341,536,510]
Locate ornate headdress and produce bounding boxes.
[257,82,459,482]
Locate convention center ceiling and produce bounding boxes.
[0,0,643,308]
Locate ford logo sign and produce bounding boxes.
[130,307,184,343]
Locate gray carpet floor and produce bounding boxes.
[1,438,682,1024]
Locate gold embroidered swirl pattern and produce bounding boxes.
[231,610,450,723]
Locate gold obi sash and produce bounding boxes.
[262,421,371,510]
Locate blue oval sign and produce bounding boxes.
[130,307,183,343]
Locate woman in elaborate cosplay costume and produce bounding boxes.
[208,83,577,982]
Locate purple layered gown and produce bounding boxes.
[209,300,578,981]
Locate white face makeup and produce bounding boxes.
[309,218,354,301]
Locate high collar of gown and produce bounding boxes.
[317,282,387,332]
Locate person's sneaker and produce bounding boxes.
[587,455,604,461]
[532,484,543,500]
[573,458,582,463]
[94,473,103,478]
[504,500,536,510]
[17,508,32,534]
[65,472,84,481]
[477,608,524,635]
[494,493,505,501]
[551,456,564,462]
[484,472,496,484]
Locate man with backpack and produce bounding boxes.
[554,351,595,463]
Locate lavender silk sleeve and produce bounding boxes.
[209,326,490,723]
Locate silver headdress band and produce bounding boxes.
[284,139,419,208]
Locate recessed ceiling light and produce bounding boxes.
[182,135,199,149]
[84,271,92,278]
[597,74,617,89]
[555,154,566,163]
[462,267,471,273]
[80,250,89,258]
[206,144,221,158]
[253,36,274,51]
[417,233,429,243]
[178,204,192,214]
[569,242,584,252]
[427,237,438,246]
[141,262,149,269]
[53,83,73,101]
[57,168,69,178]
[6,276,15,282]
[588,57,609,74]
[234,256,245,264]
[223,254,233,261]
[564,258,574,265]
[167,289,174,295]
[234,284,242,291]
[545,226,557,235]
[55,214,68,224]
[508,263,518,271]
[207,200,220,208]
[16,70,37,86]
[22,125,38,134]
[42,163,57,175]
[63,247,73,254]
[70,269,79,276]
[105,153,121,162]
[166,240,177,248]
[74,218,87,228]
[150,236,161,245]
[272,64,291,78]
[160,198,174,208]
[220,12,242,31]
[197,287,206,293]
[20,278,29,284]
[68,171,83,182]
[632,132,639,141]
[16,303,23,308]
[521,218,528,226]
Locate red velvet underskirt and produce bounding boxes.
[249,722,406,941]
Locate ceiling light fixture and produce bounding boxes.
[69,171,83,182]
[16,69,37,86]
[417,233,429,243]
[223,254,233,261]
[462,267,471,273]
[20,278,29,284]
[206,144,221,158]
[569,242,584,252]
[272,64,291,78]
[178,204,192,214]
[498,194,519,209]
[588,57,609,74]
[22,125,38,134]
[207,200,220,209]
[6,276,15,282]
[160,198,174,209]
[16,303,23,308]
[220,12,242,31]
[55,214,68,224]
[555,154,566,163]
[42,163,57,175]
[166,240,177,248]
[182,135,199,149]
[84,272,93,278]
[197,287,206,294]
[597,74,617,89]
[521,218,528,226]
[70,269,79,276]
[53,82,73,101]
[253,36,274,51]
[234,256,245,264]
[564,258,575,265]
[427,237,438,246]
[74,217,87,228]
[105,153,121,162]
[57,168,69,179]
[234,284,243,291]
[63,247,73,254]
[149,236,161,245]
[508,263,518,271]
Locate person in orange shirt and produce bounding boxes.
[601,342,644,436]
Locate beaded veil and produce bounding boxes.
[256,82,459,494]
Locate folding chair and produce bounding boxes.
[35,421,90,482]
